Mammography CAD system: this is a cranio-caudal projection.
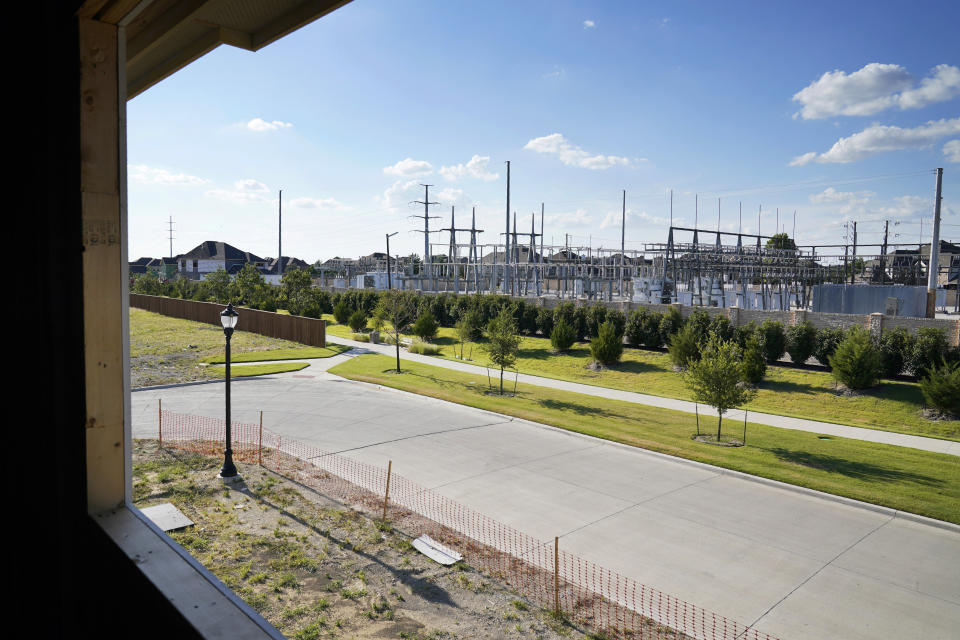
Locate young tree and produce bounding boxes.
[668,323,701,369]
[920,359,960,417]
[411,310,439,341]
[483,307,522,394]
[829,326,881,390]
[786,321,817,365]
[348,309,369,333]
[205,267,232,304]
[550,317,576,352]
[590,320,624,366]
[455,312,480,359]
[684,337,757,442]
[281,267,312,302]
[742,333,767,384]
[375,291,416,373]
[234,263,265,305]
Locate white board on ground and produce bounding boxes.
[140,503,194,531]
[412,535,463,565]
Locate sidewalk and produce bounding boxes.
[312,335,960,457]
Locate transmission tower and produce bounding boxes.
[411,184,440,290]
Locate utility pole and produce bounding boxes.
[412,184,440,291]
[504,161,511,295]
[851,221,857,285]
[278,190,283,277]
[386,232,398,290]
[880,220,889,283]
[620,189,626,298]
[539,203,545,297]
[167,216,175,258]
[926,167,944,317]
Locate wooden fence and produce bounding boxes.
[130,294,325,347]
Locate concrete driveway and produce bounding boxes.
[131,360,960,640]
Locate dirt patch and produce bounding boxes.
[133,441,589,640]
[691,434,744,447]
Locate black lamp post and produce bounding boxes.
[386,232,398,290]
[219,303,239,479]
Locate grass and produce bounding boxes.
[329,353,960,524]
[129,308,338,386]
[209,361,310,377]
[320,313,959,441]
[202,344,349,364]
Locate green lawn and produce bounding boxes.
[202,344,349,364]
[130,308,333,387]
[330,353,960,524]
[209,361,310,377]
[322,314,959,441]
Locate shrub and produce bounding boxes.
[878,327,915,379]
[829,327,881,390]
[411,310,439,341]
[457,309,483,342]
[658,306,684,345]
[733,321,758,350]
[553,303,576,335]
[814,327,845,370]
[572,306,589,341]
[758,320,787,363]
[590,320,624,366]
[708,315,735,344]
[668,323,702,369]
[920,360,960,416]
[350,333,370,343]
[586,303,608,338]
[910,328,950,378]
[550,318,576,352]
[347,309,368,333]
[536,307,555,338]
[786,321,816,365]
[605,310,626,339]
[407,338,441,355]
[626,309,664,349]
[520,304,539,335]
[742,333,767,384]
[686,311,712,345]
[332,301,352,325]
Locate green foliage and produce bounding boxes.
[586,303,608,338]
[758,320,787,363]
[332,301,352,325]
[536,307,555,337]
[686,310,712,345]
[920,360,960,416]
[604,309,626,338]
[408,339,442,355]
[765,233,797,251]
[626,309,663,349]
[683,336,757,439]
[484,308,522,393]
[742,333,767,384]
[786,321,817,365]
[733,321,758,350]
[550,318,576,352]
[205,267,232,304]
[590,320,624,366]
[829,327,882,390]
[668,323,702,369]
[411,310,439,341]
[878,327,915,379]
[234,263,265,304]
[814,327,845,370]
[281,267,312,303]
[347,309,369,333]
[572,306,589,341]
[658,306,684,345]
[708,315,735,343]
[910,328,950,378]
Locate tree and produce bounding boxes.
[786,321,817,365]
[668,323,701,369]
[411,310,439,341]
[375,291,415,373]
[920,360,960,417]
[234,263,265,304]
[829,326,881,390]
[765,233,797,251]
[483,307,522,394]
[684,337,757,442]
[550,317,576,352]
[348,309,369,333]
[758,320,787,363]
[910,328,950,378]
[590,320,624,366]
[878,327,914,379]
[205,267,232,304]
[455,312,480,359]
[742,333,767,384]
[281,267,312,302]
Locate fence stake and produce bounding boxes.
[742,410,748,445]
[382,460,392,522]
[695,403,700,436]
[158,399,162,447]
[258,410,263,465]
[554,536,560,616]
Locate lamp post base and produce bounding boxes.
[218,473,243,484]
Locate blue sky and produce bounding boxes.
[127,0,959,263]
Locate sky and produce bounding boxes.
[127,0,960,264]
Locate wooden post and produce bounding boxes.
[382,460,393,522]
[554,536,560,616]
[695,403,700,436]
[258,410,263,465]
[158,399,162,447]
[743,410,748,445]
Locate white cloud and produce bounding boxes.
[524,133,634,170]
[546,208,593,226]
[376,179,421,212]
[542,66,566,80]
[944,139,960,163]
[128,164,209,186]
[383,158,433,177]
[440,155,500,182]
[290,196,349,210]
[600,209,668,230]
[206,179,272,203]
[792,63,960,120]
[583,20,595,29]
[808,187,875,214]
[246,118,294,131]
[790,117,960,165]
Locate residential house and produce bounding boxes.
[177,240,265,280]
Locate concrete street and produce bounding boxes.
[132,354,960,640]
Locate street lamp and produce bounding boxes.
[386,232,398,290]
[219,303,239,479]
